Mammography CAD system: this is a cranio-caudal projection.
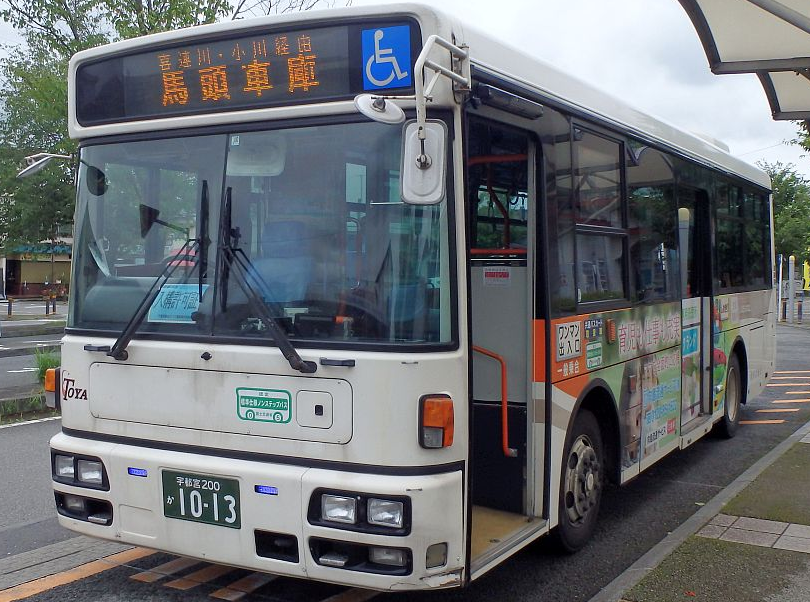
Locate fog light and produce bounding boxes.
[54,454,74,479]
[367,498,404,528]
[77,460,103,485]
[321,495,356,524]
[369,546,407,567]
[63,494,86,514]
[426,542,448,568]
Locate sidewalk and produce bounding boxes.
[593,418,810,602]
[0,300,66,358]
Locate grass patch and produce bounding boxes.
[722,444,810,524]
[34,348,60,384]
[0,407,59,425]
[0,395,59,424]
[625,536,810,602]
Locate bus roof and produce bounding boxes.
[68,2,769,189]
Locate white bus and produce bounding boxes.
[45,3,775,591]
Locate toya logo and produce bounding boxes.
[61,371,88,401]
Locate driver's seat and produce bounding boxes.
[249,220,313,303]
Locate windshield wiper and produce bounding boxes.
[217,187,317,374]
[103,238,199,361]
[98,182,211,361]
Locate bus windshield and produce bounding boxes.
[69,121,453,346]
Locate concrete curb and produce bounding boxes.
[588,417,810,602]
[0,324,65,338]
[0,345,60,359]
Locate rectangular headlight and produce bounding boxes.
[77,460,103,485]
[367,498,404,528]
[321,494,356,524]
[54,454,74,479]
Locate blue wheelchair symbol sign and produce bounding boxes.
[362,26,412,90]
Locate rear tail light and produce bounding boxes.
[419,395,454,448]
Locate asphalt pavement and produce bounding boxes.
[1,322,809,602]
[0,419,70,558]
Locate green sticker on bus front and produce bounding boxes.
[236,387,292,423]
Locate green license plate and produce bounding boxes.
[162,470,241,529]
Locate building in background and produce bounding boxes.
[1,238,72,298]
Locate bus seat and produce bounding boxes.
[249,220,313,303]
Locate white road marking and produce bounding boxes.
[0,416,60,429]
[7,368,37,373]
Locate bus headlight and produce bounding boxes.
[54,454,75,479]
[77,460,104,485]
[367,498,404,528]
[321,495,357,524]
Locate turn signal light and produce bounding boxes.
[44,368,57,392]
[419,395,454,448]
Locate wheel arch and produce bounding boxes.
[566,378,621,486]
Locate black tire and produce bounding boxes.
[553,409,604,553]
[716,354,742,439]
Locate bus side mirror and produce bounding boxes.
[401,120,447,205]
[85,166,108,196]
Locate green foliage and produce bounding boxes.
[0,0,340,247]
[758,161,810,262]
[34,348,60,384]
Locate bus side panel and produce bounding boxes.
[712,289,775,411]
[545,302,684,509]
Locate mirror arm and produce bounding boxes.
[413,35,471,139]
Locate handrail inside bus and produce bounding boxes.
[472,344,518,458]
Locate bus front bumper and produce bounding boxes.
[49,432,465,590]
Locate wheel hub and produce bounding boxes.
[563,435,601,524]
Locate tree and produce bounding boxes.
[0,0,340,248]
[759,161,810,262]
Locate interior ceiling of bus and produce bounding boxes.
[678,0,810,120]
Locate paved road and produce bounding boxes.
[0,419,71,558]
[3,325,809,602]
[0,355,41,392]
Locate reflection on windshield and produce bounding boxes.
[70,122,453,346]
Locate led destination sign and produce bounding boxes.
[76,21,419,126]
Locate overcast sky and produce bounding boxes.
[353,0,809,178]
[1,0,807,180]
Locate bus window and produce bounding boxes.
[467,118,529,253]
[573,129,627,302]
[627,143,678,302]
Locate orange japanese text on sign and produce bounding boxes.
[252,39,268,59]
[232,42,245,62]
[275,36,290,56]
[161,71,189,106]
[197,47,211,67]
[199,65,230,101]
[287,35,318,93]
[177,51,191,69]
[158,54,172,71]
[243,60,272,96]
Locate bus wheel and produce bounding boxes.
[555,409,603,553]
[716,354,742,439]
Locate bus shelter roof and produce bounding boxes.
[678,0,810,119]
